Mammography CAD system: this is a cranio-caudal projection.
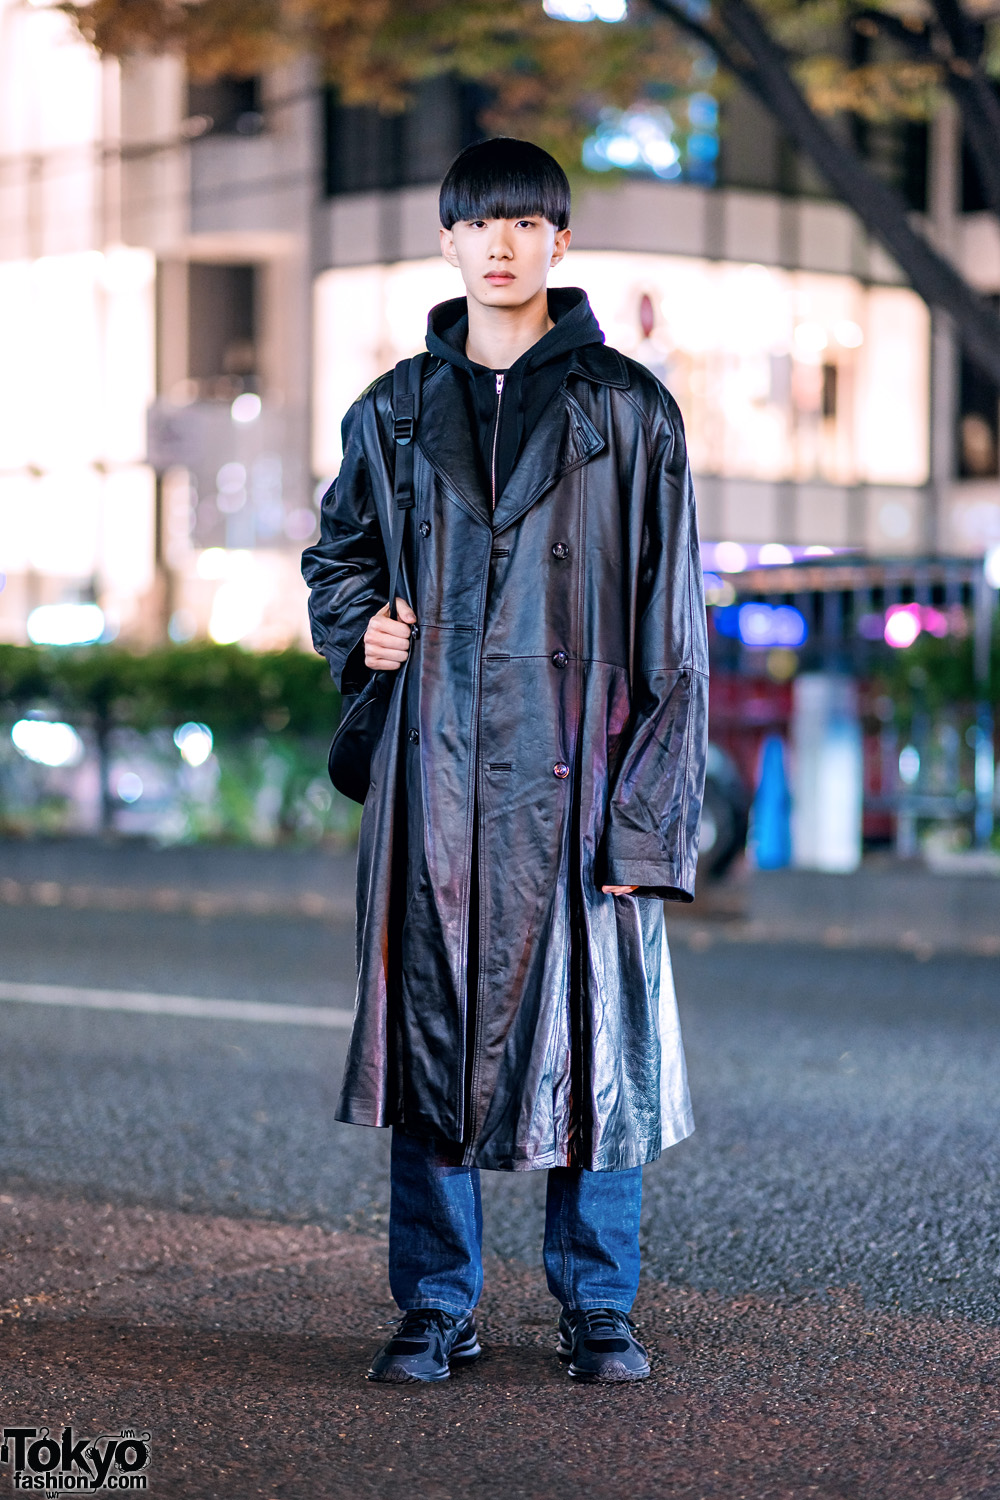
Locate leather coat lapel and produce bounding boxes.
[415,361,607,533]
[491,386,604,534]
[415,364,492,528]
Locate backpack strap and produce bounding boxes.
[386,353,427,622]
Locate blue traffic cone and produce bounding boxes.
[752,734,792,869]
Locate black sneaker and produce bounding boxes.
[557,1307,650,1382]
[367,1308,481,1383]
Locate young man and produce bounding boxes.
[302,137,708,1384]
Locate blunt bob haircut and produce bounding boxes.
[439,138,571,231]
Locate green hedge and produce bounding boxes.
[0,643,342,740]
[872,617,1000,727]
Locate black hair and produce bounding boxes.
[439,137,571,230]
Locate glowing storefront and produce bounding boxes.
[313,251,930,552]
[0,0,156,643]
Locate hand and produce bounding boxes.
[602,885,637,895]
[364,598,416,670]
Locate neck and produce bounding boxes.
[464,286,553,370]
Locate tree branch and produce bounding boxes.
[646,0,1000,385]
[641,0,740,71]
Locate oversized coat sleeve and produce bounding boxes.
[601,394,709,902]
[301,395,388,695]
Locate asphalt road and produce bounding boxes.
[1,896,997,1323]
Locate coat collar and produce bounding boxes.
[565,343,631,390]
[415,348,627,531]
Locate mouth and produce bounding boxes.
[485,272,515,284]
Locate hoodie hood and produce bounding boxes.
[424,287,605,504]
[425,285,604,373]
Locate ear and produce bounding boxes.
[439,226,460,267]
[550,226,572,267]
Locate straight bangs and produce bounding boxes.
[440,139,571,230]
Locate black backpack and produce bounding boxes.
[327,354,427,803]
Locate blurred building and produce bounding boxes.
[1,0,999,652]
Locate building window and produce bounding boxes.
[851,118,928,214]
[961,89,1000,213]
[848,24,928,213]
[185,76,264,138]
[187,263,258,401]
[323,78,485,196]
[957,297,999,477]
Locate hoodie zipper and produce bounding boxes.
[490,372,505,511]
[463,369,505,1158]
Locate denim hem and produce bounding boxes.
[395,1299,476,1318]
[562,1300,635,1314]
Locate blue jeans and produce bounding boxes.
[389,1129,643,1317]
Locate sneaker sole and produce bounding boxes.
[450,1343,482,1364]
[557,1326,648,1379]
[367,1364,449,1383]
[367,1334,482,1383]
[568,1360,650,1382]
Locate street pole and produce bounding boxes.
[153,470,175,644]
[972,554,998,848]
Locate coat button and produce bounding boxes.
[418,520,431,537]
[408,728,419,744]
[553,762,570,779]
[410,624,420,640]
[551,650,568,669]
[551,541,569,559]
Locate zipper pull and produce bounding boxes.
[491,372,506,511]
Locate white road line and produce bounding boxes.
[0,980,355,1028]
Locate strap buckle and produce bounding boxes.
[393,394,415,446]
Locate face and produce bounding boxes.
[439,216,571,309]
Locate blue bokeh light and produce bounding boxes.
[713,602,808,649]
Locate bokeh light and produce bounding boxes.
[174,722,214,767]
[11,719,84,768]
[544,0,627,18]
[703,571,736,607]
[714,540,748,573]
[884,604,921,649]
[898,745,920,786]
[230,392,261,424]
[27,602,105,646]
[714,602,808,648]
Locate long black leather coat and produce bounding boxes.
[303,340,708,1171]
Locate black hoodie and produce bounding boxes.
[425,286,605,507]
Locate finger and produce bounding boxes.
[368,636,410,659]
[382,617,414,638]
[368,620,412,645]
[395,598,417,624]
[365,652,407,670]
[366,639,410,661]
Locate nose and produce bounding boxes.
[486,228,514,260]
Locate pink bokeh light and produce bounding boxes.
[920,606,949,638]
[884,604,922,649]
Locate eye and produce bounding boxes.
[516,219,535,229]
[468,219,486,229]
